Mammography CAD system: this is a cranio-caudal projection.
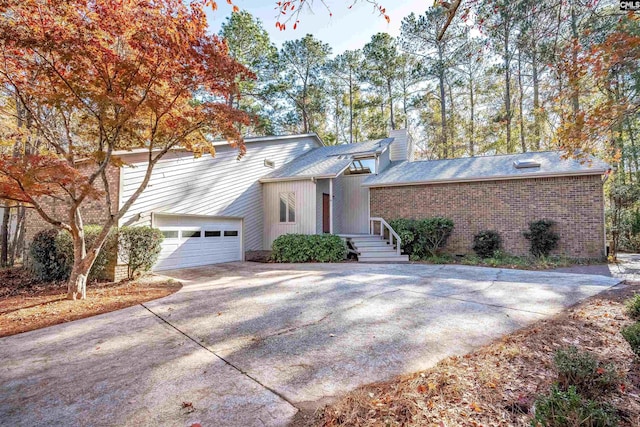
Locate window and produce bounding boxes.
[279,192,295,223]
[224,230,239,237]
[182,230,201,238]
[204,230,221,237]
[161,230,179,239]
[345,157,376,175]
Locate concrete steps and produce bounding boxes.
[347,235,409,263]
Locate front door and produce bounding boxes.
[323,193,330,233]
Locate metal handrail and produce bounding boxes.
[369,217,402,256]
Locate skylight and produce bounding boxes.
[513,159,541,169]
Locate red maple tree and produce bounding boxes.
[0,0,252,299]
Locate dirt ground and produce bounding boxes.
[0,267,181,337]
[293,282,640,427]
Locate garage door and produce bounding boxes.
[153,215,242,271]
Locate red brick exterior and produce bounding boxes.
[24,165,122,279]
[370,175,605,259]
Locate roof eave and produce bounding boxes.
[259,173,341,183]
[362,169,608,188]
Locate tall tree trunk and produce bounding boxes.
[517,48,526,153]
[438,43,447,158]
[1,206,9,267]
[532,49,541,150]
[448,83,456,156]
[439,74,447,159]
[570,5,581,121]
[349,70,354,144]
[504,28,513,153]
[9,206,25,265]
[469,79,475,156]
[387,79,395,131]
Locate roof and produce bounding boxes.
[260,138,393,182]
[111,133,324,157]
[363,151,609,187]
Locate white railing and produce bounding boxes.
[369,217,402,256]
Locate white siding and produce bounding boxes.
[378,148,391,172]
[389,129,409,162]
[339,175,370,234]
[263,180,316,249]
[119,136,319,251]
[332,176,345,234]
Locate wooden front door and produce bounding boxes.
[322,193,330,233]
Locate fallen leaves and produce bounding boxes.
[307,282,640,427]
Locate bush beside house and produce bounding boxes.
[30,226,162,282]
[118,226,164,280]
[389,217,454,259]
[271,234,346,263]
[30,226,117,282]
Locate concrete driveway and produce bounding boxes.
[0,262,622,426]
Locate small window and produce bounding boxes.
[204,230,221,237]
[224,230,239,237]
[279,192,295,223]
[161,230,179,239]
[264,159,275,168]
[182,230,201,238]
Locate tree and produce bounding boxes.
[220,11,279,134]
[327,50,363,144]
[0,0,251,299]
[362,33,401,132]
[401,8,461,158]
[276,34,332,134]
[476,0,521,153]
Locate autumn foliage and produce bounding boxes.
[0,0,252,298]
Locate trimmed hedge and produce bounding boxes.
[271,234,346,263]
[30,226,117,282]
[389,217,454,258]
[118,226,164,279]
[472,230,502,258]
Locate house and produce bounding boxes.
[24,129,609,278]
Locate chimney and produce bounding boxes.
[388,129,414,162]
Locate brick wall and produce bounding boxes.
[370,175,605,259]
[24,164,121,279]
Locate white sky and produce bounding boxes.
[206,0,431,55]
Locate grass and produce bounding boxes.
[412,250,601,270]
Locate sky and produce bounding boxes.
[205,0,431,55]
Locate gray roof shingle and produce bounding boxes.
[363,151,609,187]
[260,138,393,182]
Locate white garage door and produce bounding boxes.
[153,215,242,271]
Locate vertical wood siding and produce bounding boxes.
[389,129,409,161]
[119,137,318,251]
[263,180,317,249]
[339,175,370,234]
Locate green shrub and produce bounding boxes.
[472,230,502,258]
[625,294,640,320]
[29,226,117,282]
[524,219,560,257]
[271,234,346,263]
[119,226,164,279]
[29,229,70,281]
[531,385,618,427]
[621,322,640,357]
[553,347,620,398]
[389,217,454,258]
